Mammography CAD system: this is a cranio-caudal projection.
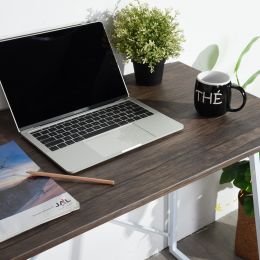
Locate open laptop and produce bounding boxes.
[0,22,183,173]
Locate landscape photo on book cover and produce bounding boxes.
[0,141,65,220]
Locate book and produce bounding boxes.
[0,141,80,242]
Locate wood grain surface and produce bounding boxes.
[1,62,260,259]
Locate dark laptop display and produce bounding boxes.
[0,22,128,129]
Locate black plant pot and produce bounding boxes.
[133,60,165,86]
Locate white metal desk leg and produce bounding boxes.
[168,191,190,260]
[249,153,260,255]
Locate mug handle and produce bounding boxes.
[228,83,247,112]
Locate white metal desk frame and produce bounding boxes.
[111,152,260,260]
[30,154,260,260]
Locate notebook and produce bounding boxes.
[0,141,79,242]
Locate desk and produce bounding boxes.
[1,62,260,260]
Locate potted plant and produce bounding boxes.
[220,36,260,259]
[112,1,184,86]
[220,161,258,259]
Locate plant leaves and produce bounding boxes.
[245,183,252,193]
[243,196,254,217]
[234,36,260,75]
[244,166,251,182]
[192,44,219,71]
[220,168,237,184]
[220,161,249,184]
[242,70,260,89]
[233,176,250,190]
[112,2,184,72]
[233,162,251,190]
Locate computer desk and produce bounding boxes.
[1,62,260,260]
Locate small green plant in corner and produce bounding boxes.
[112,1,184,73]
[234,36,260,89]
[220,36,260,217]
[220,160,254,216]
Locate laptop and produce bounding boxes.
[0,22,183,173]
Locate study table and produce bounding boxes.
[1,62,260,260]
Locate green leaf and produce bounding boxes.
[233,162,251,190]
[233,176,250,190]
[245,183,252,193]
[244,166,251,182]
[243,196,254,217]
[220,168,237,184]
[234,36,260,74]
[220,161,249,184]
[192,44,219,71]
[242,70,260,89]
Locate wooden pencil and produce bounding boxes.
[26,171,115,186]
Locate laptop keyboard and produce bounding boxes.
[31,101,154,151]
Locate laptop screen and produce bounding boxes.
[0,22,128,129]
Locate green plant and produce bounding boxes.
[220,161,254,216]
[112,1,184,72]
[234,36,260,89]
[220,36,260,217]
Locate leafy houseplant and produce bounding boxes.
[220,160,254,216]
[220,36,260,259]
[220,35,260,217]
[220,160,259,259]
[112,2,184,86]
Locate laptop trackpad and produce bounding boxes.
[84,124,154,157]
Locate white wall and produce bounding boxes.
[32,197,168,260]
[1,0,259,259]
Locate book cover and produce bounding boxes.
[0,141,80,242]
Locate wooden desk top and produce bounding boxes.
[1,62,260,259]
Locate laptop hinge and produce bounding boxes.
[21,96,130,133]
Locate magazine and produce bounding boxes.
[0,141,80,242]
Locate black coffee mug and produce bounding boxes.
[194,71,247,117]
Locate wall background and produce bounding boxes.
[0,0,259,259]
